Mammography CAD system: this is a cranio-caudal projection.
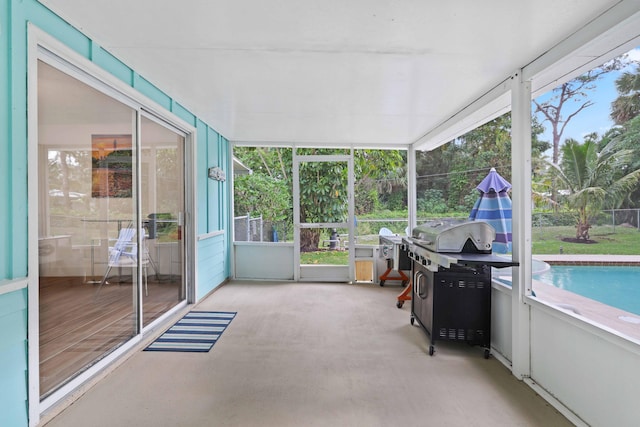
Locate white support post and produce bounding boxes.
[511,71,533,380]
[292,147,300,281]
[407,145,417,233]
[246,213,250,241]
[348,147,355,283]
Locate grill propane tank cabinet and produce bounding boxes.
[403,220,518,358]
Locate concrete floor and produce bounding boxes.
[44,281,573,427]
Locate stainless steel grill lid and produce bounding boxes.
[410,220,495,253]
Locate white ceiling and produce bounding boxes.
[39,0,640,149]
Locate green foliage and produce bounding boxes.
[299,158,348,223]
[547,137,640,238]
[358,210,408,220]
[355,188,380,214]
[233,174,291,223]
[416,112,547,214]
[234,147,406,221]
[461,192,480,212]
[354,149,404,189]
[233,146,291,180]
[417,189,448,214]
[355,217,408,238]
[605,116,640,174]
[380,190,406,211]
[602,115,640,208]
[532,211,577,227]
[610,65,640,125]
[446,169,474,210]
[354,149,405,214]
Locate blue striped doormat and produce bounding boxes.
[144,311,236,352]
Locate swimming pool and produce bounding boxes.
[536,265,640,316]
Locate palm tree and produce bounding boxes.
[549,138,640,240]
[610,68,640,125]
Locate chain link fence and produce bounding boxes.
[234,214,292,242]
[233,209,640,244]
[533,209,640,230]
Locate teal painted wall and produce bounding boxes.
[0,289,28,427]
[195,126,232,299]
[1,0,10,280]
[197,120,210,234]
[197,235,227,300]
[208,127,221,231]
[1,1,29,425]
[1,0,233,424]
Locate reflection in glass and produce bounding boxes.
[38,61,138,398]
[140,116,185,327]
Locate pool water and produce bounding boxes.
[536,265,640,316]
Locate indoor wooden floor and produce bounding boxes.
[39,274,182,398]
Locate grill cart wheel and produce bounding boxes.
[396,300,403,308]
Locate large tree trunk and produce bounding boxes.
[300,228,320,252]
[576,208,591,240]
[575,208,591,240]
[576,221,591,240]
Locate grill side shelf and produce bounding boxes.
[404,241,518,270]
[439,252,519,269]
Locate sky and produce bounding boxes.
[533,47,640,154]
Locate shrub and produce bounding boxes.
[418,189,448,214]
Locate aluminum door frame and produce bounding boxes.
[293,150,355,282]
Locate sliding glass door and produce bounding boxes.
[38,60,138,398]
[140,115,185,327]
[37,60,186,399]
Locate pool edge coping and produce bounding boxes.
[533,254,640,266]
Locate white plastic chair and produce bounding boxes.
[97,227,156,296]
[379,227,394,236]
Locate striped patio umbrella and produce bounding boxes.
[469,168,512,253]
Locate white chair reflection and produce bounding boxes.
[97,227,157,296]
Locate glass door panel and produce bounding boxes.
[38,61,137,398]
[140,116,185,327]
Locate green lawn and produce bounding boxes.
[300,224,640,263]
[532,224,640,255]
[301,250,349,265]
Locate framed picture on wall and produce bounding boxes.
[91,134,133,198]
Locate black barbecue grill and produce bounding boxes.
[403,220,518,358]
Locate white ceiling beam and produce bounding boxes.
[410,78,512,152]
[524,0,640,91]
[232,140,410,150]
[412,0,640,153]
